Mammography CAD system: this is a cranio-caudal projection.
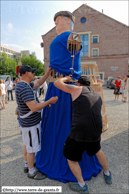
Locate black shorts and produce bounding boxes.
[63,136,101,162]
[114,87,120,95]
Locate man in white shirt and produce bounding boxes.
[0,79,6,109]
[123,75,129,102]
[43,81,48,100]
[33,76,40,98]
[5,77,13,101]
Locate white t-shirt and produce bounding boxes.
[43,81,48,89]
[40,84,43,89]
[0,83,6,95]
[5,81,13,90]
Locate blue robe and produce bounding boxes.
[36,31,102,183]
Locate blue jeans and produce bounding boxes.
[8,90,13,100]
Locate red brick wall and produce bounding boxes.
[74,5,128,56]
[42,4,129,81]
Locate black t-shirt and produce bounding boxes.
[69,86,102,142]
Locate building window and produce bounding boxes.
[92,49,99,57]
[99,72,104,81]
[92,35,99,43]
[80,34,89,57]
[80,17,86,23]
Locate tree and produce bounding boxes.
[0,51,44,77]
[20,52,44,76]
[0,53,17,77]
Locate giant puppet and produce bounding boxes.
[36,11,102,183]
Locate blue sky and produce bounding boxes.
[1,1,128,62]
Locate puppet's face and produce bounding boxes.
[55,15,70,35]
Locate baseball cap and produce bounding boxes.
[54,11,75,23]
[19,65,37,76]
[78,76,90,86]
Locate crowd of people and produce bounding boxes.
[0,75,48,111]
[90,75,129,103]
[0,77,14,110]
[113,75,129,102]
[33,76,48,100]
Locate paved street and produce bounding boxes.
[0,88,128,194]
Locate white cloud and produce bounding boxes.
[42,23,55,35]
[7,23,13,31]
[3,43,27,51]
[31,42,40,49]
[30,42,44,62]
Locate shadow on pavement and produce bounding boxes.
[1,129,128,194]
[105,100,124,107]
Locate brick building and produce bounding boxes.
[41,4,129,81]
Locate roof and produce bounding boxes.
[0,44,20,53]
[78,4,128,28]
[42,4,128,37]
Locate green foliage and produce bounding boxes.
[20,52,44,76]
[0,52,44,77]
[0,53,17,76]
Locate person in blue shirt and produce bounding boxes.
[36,11,102,183]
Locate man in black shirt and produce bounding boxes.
[54,76,112,194]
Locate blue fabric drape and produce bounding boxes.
[36,83,102,183]
[36,31,102,183]
[49,31,81,80]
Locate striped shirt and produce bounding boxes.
[15,81,41,128]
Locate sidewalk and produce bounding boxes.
[0,88,128,194]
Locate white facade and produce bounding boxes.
[0,45,20,58]
[0,45,30,59]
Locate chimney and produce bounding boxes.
[102,9,103,13]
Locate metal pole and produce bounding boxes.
[2,61,4,74]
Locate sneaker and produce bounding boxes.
[68,182,89,194]
[24,162,36,173]
[103,171,112,184]
[28,171,46,180]
[24,167,28,173]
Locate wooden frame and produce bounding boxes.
[81,62,108,132]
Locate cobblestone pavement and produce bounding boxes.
[0,88,128,194]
